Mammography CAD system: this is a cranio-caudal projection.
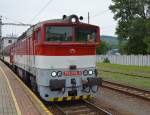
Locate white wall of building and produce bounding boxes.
[1,37,17,49]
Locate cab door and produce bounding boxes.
[33,28,41,67]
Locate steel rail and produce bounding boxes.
[84,100,111,115]
[102,80,150,101]
[47,100,112,115]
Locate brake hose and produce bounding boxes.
[90,85,99,93]
[82,85,90,93]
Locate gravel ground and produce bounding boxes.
[91,87,150,115]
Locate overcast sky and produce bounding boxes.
[0,0,117,37]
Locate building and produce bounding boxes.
[0,37,17,49]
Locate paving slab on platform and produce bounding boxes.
[0,61,52,115]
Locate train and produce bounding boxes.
[0,14,102,101]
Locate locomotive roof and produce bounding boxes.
[17,15,99,41]
[34,19,99,28]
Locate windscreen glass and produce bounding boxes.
[46,26,73,42]
[75,28,97,43]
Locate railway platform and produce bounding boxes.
[0,61,52,115]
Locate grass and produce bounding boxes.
[97,63,150,90]
[97,63,150,78]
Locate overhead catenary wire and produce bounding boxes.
[92,9,109,18]
[85,9,109,24]
[0,15,32,37]
[85,9,116,35]
[0,14,26,25]
[86,9,109,20]
[30,0,53,23]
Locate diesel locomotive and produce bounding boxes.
[0,15,102,101]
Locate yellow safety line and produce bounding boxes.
[0,67,22,115]
[7,67,53,115]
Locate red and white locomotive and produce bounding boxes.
[1,15,102,101]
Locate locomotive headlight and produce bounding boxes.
[71,17,76,23]
[88,70,93,75]
[57,71,62,77]
[83,70,88,76]
[51,71,57,77]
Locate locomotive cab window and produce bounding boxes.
[75,28,97,43]
[46,26,73,42]
[8,40,12,43]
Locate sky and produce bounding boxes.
[0,0,117,37]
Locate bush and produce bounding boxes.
[96,40,109,54]
[103,58,110,63]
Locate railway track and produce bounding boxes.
[46,100,111,115]
[102,80,150,101]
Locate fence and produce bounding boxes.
[96,55,150,66]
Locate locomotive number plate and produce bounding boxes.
[64,71,82,76]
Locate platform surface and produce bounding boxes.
[0,61,52,115]
[0,64,17,115]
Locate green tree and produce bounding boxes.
[144,18,150,53]
[96,40,109,54]
[109,0,150,54]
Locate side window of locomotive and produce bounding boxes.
[46,26,72,42]
[36,30,41,42]
[75,28,97,43]
[8,40,12,43]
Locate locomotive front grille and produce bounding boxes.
[49,79,65,91]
